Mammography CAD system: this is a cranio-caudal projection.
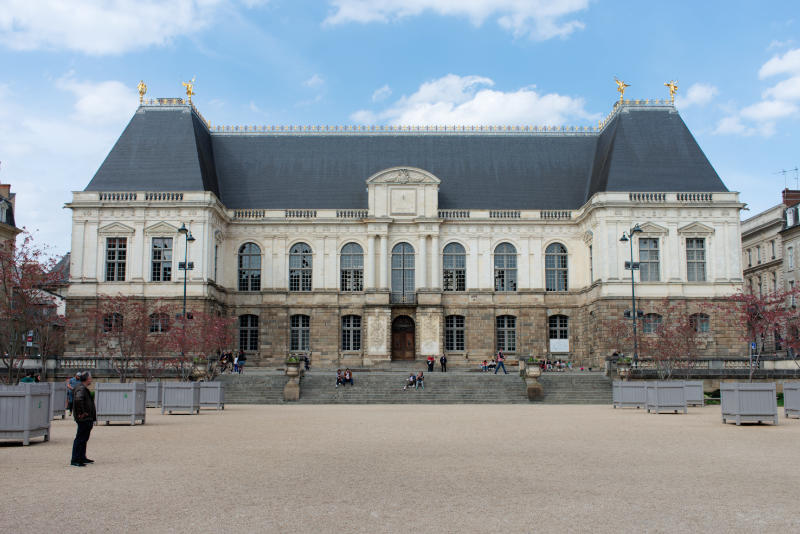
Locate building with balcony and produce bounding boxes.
[65,98,744,367]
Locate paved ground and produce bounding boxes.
[1,405,798,533]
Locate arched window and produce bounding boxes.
[289,243,313,292]
[290,314,310,351]
[494,243,517,292]
[149,313,170,333]
[391,242,415,303]
[238,243,261,292]
[103,313,123,333]
[689,313,710,333]
[642,313,662,334]
[545,243,568,291]
[496,315,516,352]
[239,315,259,352]
[445,315,465,351]
[443,243,466,292]
[341,315,361,351]
[340,243,363,292]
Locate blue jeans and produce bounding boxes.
[494,361,507,374]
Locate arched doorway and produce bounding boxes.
[392,315,415,360]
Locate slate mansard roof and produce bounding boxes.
[84,102,728,210]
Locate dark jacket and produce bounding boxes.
[72,383,96,423]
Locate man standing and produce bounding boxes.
[494,350,508,374]
[70,372,96,467]
[440,354,447,373]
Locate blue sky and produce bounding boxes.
[1,0,799,254]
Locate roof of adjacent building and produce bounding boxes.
[0,196,14,227]
[84,102,728,210]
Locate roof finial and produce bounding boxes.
[614,77,630,103]
[182,76,196,104]
[665,80,678,104]
[137,80,147,104]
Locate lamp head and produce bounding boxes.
[187,231,196,243]
[178,223,188,235]
[631,224,643,234]
[619,234,629,243]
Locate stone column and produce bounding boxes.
[379,234,388,289]
[418,234,427,289]
[430,234,440,289]
[366,235,376,289]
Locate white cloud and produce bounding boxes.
[714,116,752,136]
[758,48,800,78]
[351,74,596,126]
[372,84,392,102]
[768,39,794,50]
[762,75,800,101]
[0,0,263,55]
[740,99,798,121]
[324,0,589,40]
[56,74,138,124]
[676,83,718,109]
[303,74,325,88]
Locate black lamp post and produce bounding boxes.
[620,224,643,362]
[178,223,195,318]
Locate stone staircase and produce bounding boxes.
[217,370,612,405]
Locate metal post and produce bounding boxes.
[630,235,639,362]
[182,233,188,318]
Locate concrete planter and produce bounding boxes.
[721,382,778,425]
[199,382,225,410]
[684,381,704,407]
[0,383,51,445]
[96,383,146,425]
[612,380,647,409]
[146,382,163,408]
[162,382,200,415]
[646,381,688,414]
[783,382,800,419]
[50,382,67,420]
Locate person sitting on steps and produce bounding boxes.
[416,371,424,390]
[335,369,344,388]
[344,368,354,387]
[403,373,416,391]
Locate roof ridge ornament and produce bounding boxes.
[614,77,630,103]
[182,76,196,104]
[665,80,678,104]
[137,80,147,104]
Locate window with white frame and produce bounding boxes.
[151,238,173,282]
[494,243,517,292]
[290,314,310,351]
[638,238,660,282]
[238,243,261,291]
[289,243,313,292]
[105,237,127,282]
[445,315,465,351]
[756,245,761,263]
[689,313,710,333]
[443,243,466,292]
[340,243,364,292]
[341,315,361,351]
[771,240,776,259]
[686,238,706,282]
[642,313,662,334]
[789,247,794,270]
[545,243,568,291]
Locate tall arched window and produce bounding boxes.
[391,242,415,303]
[496,315,516,352]
[445,315,465,351]
[290,314,310,351]
[239,314,259,351]
[642,313,662,334]
[149,313,170,333]
[289,243,313,292]
[494,243,517,292]
[341,315,361,351]
[238,243,261,292]
[689,313,710,333]
[545,243,568,291]
[340,243,364,292]
[443,243,466,292]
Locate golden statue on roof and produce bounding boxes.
[614,77,630,102]
[665,80,678,103]
[137,80,147,104]
[182,76,196,103]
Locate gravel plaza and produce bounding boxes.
[1,404,799,533]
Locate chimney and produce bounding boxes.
[0,184,9,200]
[783,188,800,208]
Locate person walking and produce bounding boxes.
[70,371,96,467]
[494,350,508,374]
[237,351,246,374]
[440,354,447,373]
[233,353,240,374]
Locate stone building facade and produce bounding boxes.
[65,99,745,368]
[0,183,19,246]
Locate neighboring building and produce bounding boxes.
[0,183,20,246]
[741,204,785,297]
[65,98,744,367]
[779,190,800,306]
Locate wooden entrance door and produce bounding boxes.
[392,316,415,360]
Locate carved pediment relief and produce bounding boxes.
[583,230,594,244]
[366,166,441,185]
[638,222,668,235]
[144,221,179,235]
[678,222,715,235]
[214,230,224,243]
[98,222,135,235]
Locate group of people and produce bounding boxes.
[218,350,247,374]
[403,371,425,390]
[19,371,42,383]
[479,351,509,374]
[335,368,354,387]
[426,355,447,372]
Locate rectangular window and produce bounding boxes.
[214,244,218,282]
[686,238,706,282]
[789,247,794,270]
[239,315,259,352]
[341,316,361,351]
[290,315,310,351]
[756,245,761,263]
[639,238,660,282]
[771,240,776,259]
[444,315,465,351]
[748,249,752,267]
[589,245,593,282]
[105,237,127,282]
[496,316,516,353]
[151,238,173,282]
[548,316,569,339]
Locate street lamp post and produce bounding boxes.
[178,223,195,318]
[620,224,643,362]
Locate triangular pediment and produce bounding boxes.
[366,166,441,185]
[145,221,179,235]
[98,222,135,234]
[678,222,715,235]
[638,222,668,235]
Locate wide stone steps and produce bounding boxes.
[536,373,613,404]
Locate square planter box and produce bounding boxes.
[612,381,647,409]
[146,382,163,408]
[96,383,147,425]
[0,383,51,445]
[646,381,688,414]
[162,383,200,415]
[684,381,705,407]
[50,381,67,420]
[199,382,225,410]
[721,382,778,425]
[784,382,800,419]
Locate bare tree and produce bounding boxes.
[166,311,236,381]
